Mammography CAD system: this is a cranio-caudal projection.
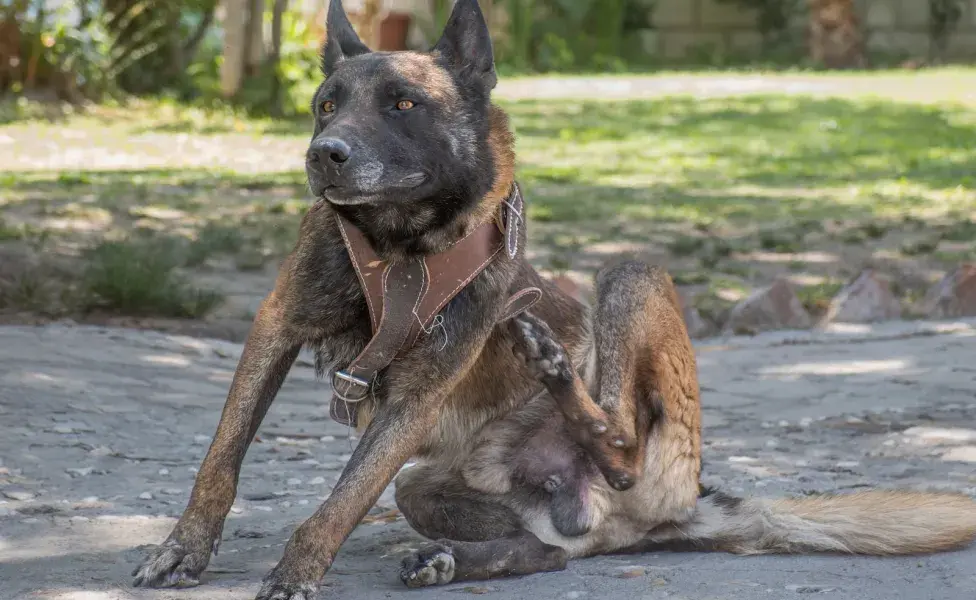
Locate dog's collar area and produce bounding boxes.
[329,183,541,426]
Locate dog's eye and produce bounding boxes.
[321,100,336,113]
[395,99,415,111]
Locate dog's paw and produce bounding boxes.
[399,543,456,588]
[510,313,575,384]
[255,569,318,600]
[131,538,211,588]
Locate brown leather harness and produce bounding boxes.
[330,184,542,426]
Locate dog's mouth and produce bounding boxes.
[318,173,428,205]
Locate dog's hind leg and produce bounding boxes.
[509,312,640,491]
[395,464,567,588]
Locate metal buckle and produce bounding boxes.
[332,370,371,403]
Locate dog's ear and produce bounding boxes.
[433,0,497,90]
[321,0,371,75]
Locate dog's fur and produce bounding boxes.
[132,1,976,598]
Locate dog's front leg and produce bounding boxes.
[255,303,496,600]
[133,293,302,588]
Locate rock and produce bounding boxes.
[51,425,76,434]
[923,264,976,318]
[678,292,711,339]
[193,434,211,445]
[3,489,36,501]
[157,468,170,476]
[65,467,94,478]
[138,492,154,500]
[726,279,812,334]
[821,270,901,324]
[286,478,302,486]
[161,488,182,496]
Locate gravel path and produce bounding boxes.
[1,318,975,599]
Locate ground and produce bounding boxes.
[1,319,975,599]
[1,71,975,599]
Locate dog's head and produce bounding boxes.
[307,0,509,236]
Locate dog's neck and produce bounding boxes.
[331,106,516,263]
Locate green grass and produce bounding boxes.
[2,71,975,321]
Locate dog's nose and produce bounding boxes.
[308,137,352,165]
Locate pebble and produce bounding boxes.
[51,425,76,434]
[799,417,813,427]
[778,420,790,427]
[193,434,210,445]
[253,505,273,512]
[308,476,326,485]
[765,439,779,448]
[279,501,292,508]
[161,488,182,496]
[231,507,244,514]
[138,492,154,500]
[81,496,99,503]
[3,489,36,501]
[22,517,40,524]
[65,467,94,477]
[320,436,335,442]
[297,499,310,506]
[158,468,170,476]
[286,478,302,486]
[301,459,320,466]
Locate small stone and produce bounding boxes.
[193,435,211,445]
[22,517,40,524]
[786,584,837,593]
[51,425,76,434]
[765,439,779,448]
[320,435,335,442]
[821,270,901,324]
[253,505,273,512]
[279,501,292,508]
[81,496,99,503]
[89,445,113,457]
[618,567,646,579]
[297,499,310,506]
[65,467,94,478]
[300,459,320,466]
[231,507,244,514]
[923,264,976,318]
[726,279,812,334]
[272,491,290,497]
[161,488,182,496]
[836,461,860,469]
[308,477,326,485]
[286,478,302,486]
[778,420,790,427]
[3,489,36,501]
[799,417,813,427]
[158,468,170,476]
[138,492,154,500]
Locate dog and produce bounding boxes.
[132,1,976,598]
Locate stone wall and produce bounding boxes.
[652,0,976,60]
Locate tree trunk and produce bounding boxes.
[807,0,867,69]
[221,0,249,98]
[244,0,265,75]
[358,0,384,49]
[268,0,289,117]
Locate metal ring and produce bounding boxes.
[332,370,371,403]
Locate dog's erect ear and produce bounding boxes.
[432,0,497,90]
[322,0,371,75]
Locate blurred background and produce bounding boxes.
[1,0,975,341]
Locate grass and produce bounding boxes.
[1,70,975,323]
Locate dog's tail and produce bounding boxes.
[645,489,976,556]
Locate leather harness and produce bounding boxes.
[330,184,542,426]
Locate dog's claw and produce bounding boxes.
[400,543,456,588]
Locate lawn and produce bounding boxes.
[2,70,975,337]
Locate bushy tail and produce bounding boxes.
[648,490,976,556]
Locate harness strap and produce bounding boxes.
[330,184,541,426]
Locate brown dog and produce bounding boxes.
[132,1,976,598]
